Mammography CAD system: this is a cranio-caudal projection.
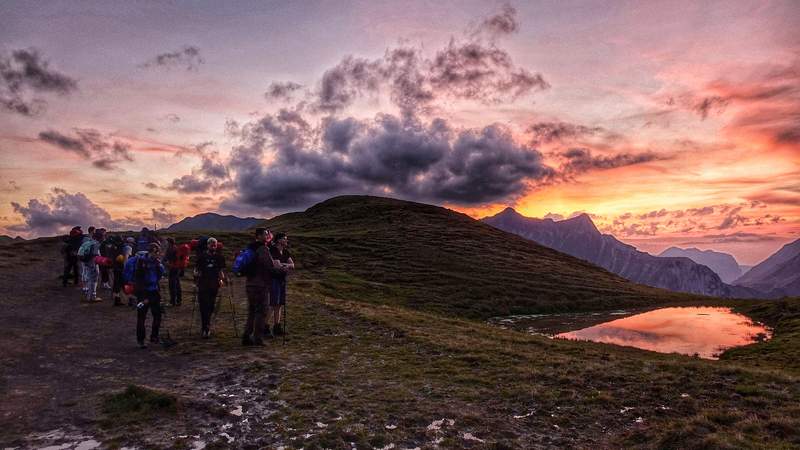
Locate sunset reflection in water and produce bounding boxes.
[556,307,771,359]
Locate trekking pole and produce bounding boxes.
[228,280,239,338]
[283,303,287,345]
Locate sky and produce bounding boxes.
[0,0,798,265]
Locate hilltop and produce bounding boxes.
[658,246,743,284]
[166,212,264,232]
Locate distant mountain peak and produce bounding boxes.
[561,213,600,234]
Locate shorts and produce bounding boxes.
[269,278,286,306]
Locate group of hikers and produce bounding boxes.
[60,226,294,348]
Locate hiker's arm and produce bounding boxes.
[285,257,295,270]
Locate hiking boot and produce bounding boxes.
[113,297,123,306]
[263,330,274,339]
[241,336,254,346]
[252,339,265,347]
[102,282,111,289]
[273,323,283,336]
[201,329,210,339]
[150,336,160,344]
[138,341,147,349]
[92,297,103,303]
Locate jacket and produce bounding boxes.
[124,252,165,292]
[245,241,274,288]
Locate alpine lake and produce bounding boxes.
[489,306,772,359]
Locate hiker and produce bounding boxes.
[163,237,183,306]
[194,237,227,338]
[79,226,96,289]
[242,228,275,346]
[122,237,136,306]
[136,227,156,253]
[98,228,113,290]
[268,232,294,336]
[125,242,165,348]
[61,226,83,287]
[111,236,132,306]
[78,229,102,302]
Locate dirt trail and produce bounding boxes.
[0,248,288,448]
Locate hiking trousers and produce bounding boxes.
[168,269,182,305]
[136,290,162,344]
[244,286,268,341]
[198,286,219,333]
[63,254,79,286]
[83,262,98,300]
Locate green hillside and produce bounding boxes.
[255,195,695,318]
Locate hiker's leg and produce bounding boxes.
[85,263,98,300]
[253,288,266,342]
[244,287,257,338]
[136,301,148,344]
[150,291,162,340]
[198,288,212,332]
[176,270,183,304]
[168,269,177,305]
[62,256,71,286]
[69,256,79,285]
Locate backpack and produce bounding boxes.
[175,243,190,269]
[77,240,96,263]
[232,248,256,277]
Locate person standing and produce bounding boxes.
[163,237,183,306]
[129,242,165,349]
[268,233,294,336]
[242,228,275,346]
[62,226,83,287]
[78,229,102,302]
[194,237,226,338]
[112,237,132,306]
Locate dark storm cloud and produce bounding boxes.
[0,48,78,116]
[140,46,205,71]
[527,121,604,145]
[224,108,554,210]
[265,81,303,101]
[38,129,134,170]
[558,147,664,174]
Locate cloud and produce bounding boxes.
[151,207,176,226]
[9,189,125,236]
[474,4,519,38]
[1,181,21,192]
[527,121,605,146]
[168,150,230,194]
[684,232,785,244]
[38,129,134,170]
[143,182,159,189]
[308,5,547,116]
[140,46,204,71]
[0,48,78,116]
[637,208,669,220]
[558,147,664,175]
[224,108,554,210]
[265,81,303,101]
[162,113,181,123]
[543,212,564,221]
[718,206,746,229]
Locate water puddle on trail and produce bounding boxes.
[490,306,771,359]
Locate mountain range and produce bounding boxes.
[657,246,745,284]
[482,207,760,298]
[734,238,800,297]
[166,212,264,232]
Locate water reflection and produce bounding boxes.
[556,307,770,359]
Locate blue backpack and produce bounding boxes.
[232,248,256,277]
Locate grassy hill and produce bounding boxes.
[253,195,699,318]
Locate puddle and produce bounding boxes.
[492,306,771,359]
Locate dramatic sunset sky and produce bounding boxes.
[1,1,798,264]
